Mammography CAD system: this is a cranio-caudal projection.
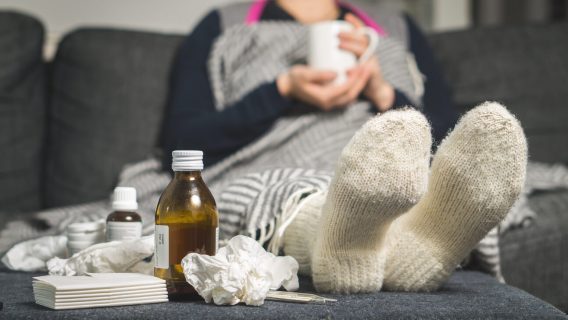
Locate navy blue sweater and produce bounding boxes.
[162,4,458,169]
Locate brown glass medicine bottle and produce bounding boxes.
[106,187,142,241]
[154,150,219,300]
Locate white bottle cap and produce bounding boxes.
[112,187,138,211]
[172,150,204,171]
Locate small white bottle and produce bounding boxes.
[66,221,105,256]
[106,187,143,242]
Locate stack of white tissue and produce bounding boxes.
[182,235,299,306]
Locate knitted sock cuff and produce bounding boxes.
[283,192,325,276]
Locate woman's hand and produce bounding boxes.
[277,65,371,111]
[339,13,395,112]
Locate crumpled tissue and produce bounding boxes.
[47,236,154,276]
[182,235,299,306]
[1,235,67,272]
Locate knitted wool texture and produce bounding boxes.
[310,109,432,293]
[282,191,327,276]
[383,102,527,291]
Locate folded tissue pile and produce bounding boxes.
[182,235,299,306]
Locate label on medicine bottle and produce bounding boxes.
[215,227,219,252]
[154,225,169,269]
[106,221,142,242]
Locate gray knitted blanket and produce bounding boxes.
[2,22,565,281]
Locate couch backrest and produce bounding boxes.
[45,29,182,207]
[42,22,568,208]
[429,22,568,164]
[0,11,46,212]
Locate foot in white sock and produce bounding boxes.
[383,102,527,292]
[311,109,432,293]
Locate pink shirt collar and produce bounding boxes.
[244,0,387,37]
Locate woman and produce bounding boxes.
[162,0,458,168]
[160,0,526,294]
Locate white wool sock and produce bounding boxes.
[311,109,432,293]
[282,191,327,276]
[383,102,527,292]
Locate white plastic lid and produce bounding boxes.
[112,187,138,211]
[172,150,204,171]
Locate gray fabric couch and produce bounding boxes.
[0,10,566,318]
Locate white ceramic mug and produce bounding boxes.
[308,20,379,84]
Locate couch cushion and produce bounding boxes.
[45,29,182,207]
[500,189,568,312]
[1,271,566,319]
[429,22,568,163]
[0,11,46,212]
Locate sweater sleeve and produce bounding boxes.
[162,10,292,169]
[392,89,414,109]
[403,14,459,145]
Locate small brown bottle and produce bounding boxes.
[106,187,142,241]
[154,150,219,300]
